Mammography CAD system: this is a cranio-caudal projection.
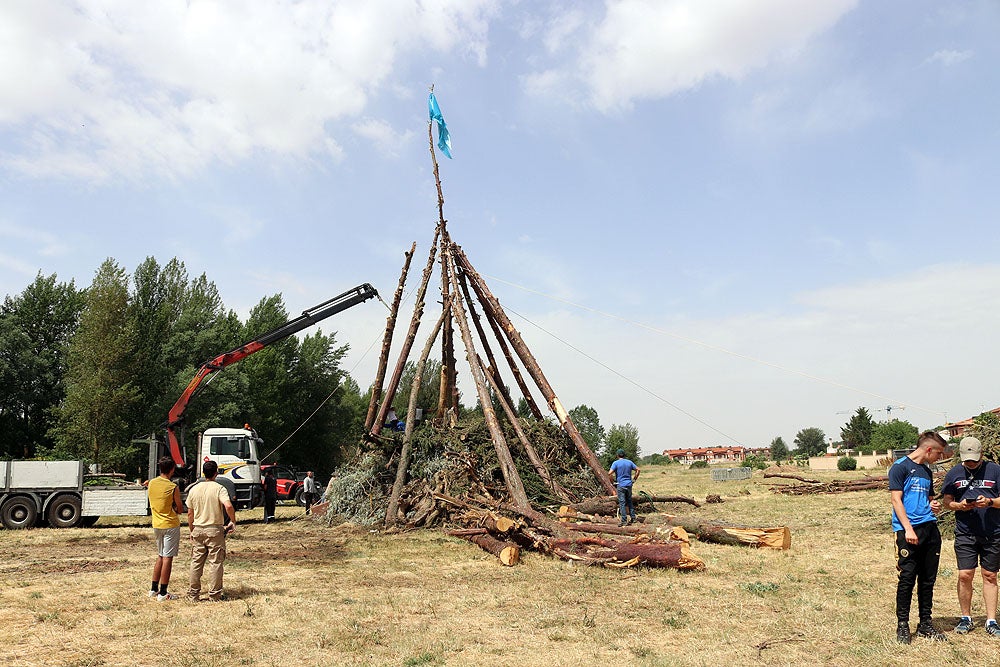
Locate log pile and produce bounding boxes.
[769,475,889,495]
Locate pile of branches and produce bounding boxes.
[326,417,602,528]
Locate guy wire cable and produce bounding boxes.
[484,273,947,420]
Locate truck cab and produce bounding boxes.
[197,427,263,509]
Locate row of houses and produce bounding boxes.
[662,446,770,465]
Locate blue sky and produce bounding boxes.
[1,1,998,454]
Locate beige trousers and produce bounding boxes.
[188,525,226,601]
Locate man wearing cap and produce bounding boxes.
[890,430,948,643]
[608,449,639,527]
[942,436,1000,637]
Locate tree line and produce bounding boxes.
[0,257,365,480]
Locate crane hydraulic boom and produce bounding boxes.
[165,283,378,467]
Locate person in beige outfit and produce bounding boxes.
[186,460,236,602]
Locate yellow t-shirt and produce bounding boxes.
[187,480,230,527]
[147,476,180,529]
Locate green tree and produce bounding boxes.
[769,436,789,461]
[971,411,1000,462]
[870,419,919,453]
[395,359,442,422]
[793,427,827,457]
[515,396,534,419]
[568,404,605,453]
[840,407,875,452]
[51,260,141,468]
[602,422,639,467]
[0,273,84,458]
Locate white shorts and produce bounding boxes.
[154,526,181,558]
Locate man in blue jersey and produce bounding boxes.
[609,449,639,527]
[941,436,1000,637]
[890,430,948,643]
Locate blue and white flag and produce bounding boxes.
[428,92,453,159]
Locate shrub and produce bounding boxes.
[744,454,768,470]
[837,456,857,471]
[689,460,709,469]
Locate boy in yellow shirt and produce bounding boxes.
[147,456,184,601]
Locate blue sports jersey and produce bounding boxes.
[889,456,936,532]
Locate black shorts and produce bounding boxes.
[954,532,1000,572]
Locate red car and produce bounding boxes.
[260,464,308,506]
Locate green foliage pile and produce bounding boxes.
[689,460,709,469]
[325,416,604,526]
[971,411,1000,462]
[837,455,858,471]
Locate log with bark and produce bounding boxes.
[561,493,700,516]
[763,473,820,483]
[544,535,704,570]
[558,508,791,550]
[771,475,891,495]
[447,529,521,566]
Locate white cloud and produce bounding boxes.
[927,49,973,66]
[525,0,858,113]
[351,119,415,158]
[0,220,71,257]
[0,0,498,183]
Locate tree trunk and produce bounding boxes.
[445,247,530,509]
[476,355,573,503]
[364,243,414,431]
[385,306,447,525]
[453,245,615,495]
[449,530,521,566]
[371,232,441,437]
[644,514,791,550]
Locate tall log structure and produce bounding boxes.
[364,243,415,432]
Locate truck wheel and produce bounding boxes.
[46,494,83,528]
[295,487,306,506]
[1,496,38,529]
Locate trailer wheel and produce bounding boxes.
[1,496,38,529]
[46,494,83,528]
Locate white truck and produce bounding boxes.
[0,439,158,529]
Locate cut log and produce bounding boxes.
[763,473,820,484]
[450,530,521,566]
[546,536,704,570]
[647,514,791,550]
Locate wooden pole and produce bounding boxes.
[364,243,415,432]
[476,355,572,503]
[467,271,543,420]
[445,247,530,509]
[453,245,616,495]
[457,268,515,412]
[371,231,441,436]
[385,305,447,525]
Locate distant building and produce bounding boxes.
[663,446,748,464]
[943,406,1000,440]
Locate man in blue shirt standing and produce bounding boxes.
[609,449,639,527]
[889,430,948,643]
[941,436,1000,637]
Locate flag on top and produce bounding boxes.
[428,92,452,159]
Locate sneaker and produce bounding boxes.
[986,621,1000,637]
[915,622,947,642]
[156,592,177,602]
[147,590,157,598]
[896,622,911,644]
[955,617,974,634]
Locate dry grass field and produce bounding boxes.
[0,464,992,666]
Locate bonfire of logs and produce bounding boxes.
[327,104,794,572]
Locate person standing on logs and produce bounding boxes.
[609,449,640,527]
[890,430,948,644]
[941,436,1000,637]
